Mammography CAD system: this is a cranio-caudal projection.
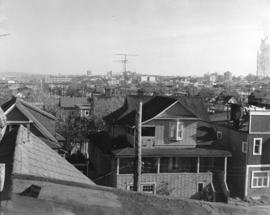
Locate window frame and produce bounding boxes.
[127,183,156,194]
[242,141,247,153]
[141,125,156,138]
[197,182,204,192]
[253,138,262,155]
[169,120,184,141]
[251,170,269,188]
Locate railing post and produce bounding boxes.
[197,157,200,173]
[157,157,160,174]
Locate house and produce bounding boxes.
[58,96,91,120]
[91,95,231,201]
[1,97,64,151]
[213,105,270,199]
[0,124,94,202]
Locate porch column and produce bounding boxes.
[224,157,227,181]
[197,157,200,173]
[157,157,160,174]
[116,158,119,175]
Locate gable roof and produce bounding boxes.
[118,96,177,126]
[6,125,94,186]
[1,97,60,147]
[108,96,210,127]
[103,95,152,124]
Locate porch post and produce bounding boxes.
[157,157,160,174]
[224,157,227,181]
[116,158,119,175]
[197,157,200,173]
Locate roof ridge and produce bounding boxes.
[19,99,56,120]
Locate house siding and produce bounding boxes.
[215,124,248,197]
[247,134,270,165]
[144,119,197,147]
[116,172,212,198]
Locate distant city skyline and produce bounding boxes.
[0,0,270,76]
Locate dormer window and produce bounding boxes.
[169,121,183,140]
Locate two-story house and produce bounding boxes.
[91,95,231,201]
[213,105,270,199]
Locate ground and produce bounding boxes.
[1,178,270,215]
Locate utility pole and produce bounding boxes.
[134,100,142,192]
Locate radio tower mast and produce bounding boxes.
[115,53,137,82]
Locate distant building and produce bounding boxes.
[257,37,270,78]
[140,75,157,83]
[87,70,92,76]
[224,71,232,81]
[44,76,72,84]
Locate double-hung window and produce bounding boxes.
[253,138,262,155]
[169,121,183,140]
[251,171,269,188]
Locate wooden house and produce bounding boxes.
[214,107,270,199]
[91,95,231,201]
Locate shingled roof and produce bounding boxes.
[105,95,210,127]
[5,125,94,186]
[103,95,152,124]
[1,97,62,148]
[113,147,231,158]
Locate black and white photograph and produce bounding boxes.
[0,0,270,214]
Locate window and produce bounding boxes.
[197,182,204,192]
[251,171,269,188]
[242,141,247,153]
[253,138,262,155]
[217,131,222,140]
[169,121,184,140]
[142,126,155,137]
[176,121,183,140]
[141,184,155,194]
[85,111,89,116]
[127,184,155,194]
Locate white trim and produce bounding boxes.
[4,104,15,115]
[251,170,269,188]
[253,138,262,155]
[142,101,178,125]
[245,164,270,197]
[155,117,198,120]
[176,121,184,140]
[249,111,270,116]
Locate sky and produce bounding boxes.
[0,0,270,76]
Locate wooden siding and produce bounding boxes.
[6,107,29,122]
[247,134,270,165]
[214,124,247,197]
[144,119,197,147]
[116,172,212,198]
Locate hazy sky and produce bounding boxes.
[0,0,270,76]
